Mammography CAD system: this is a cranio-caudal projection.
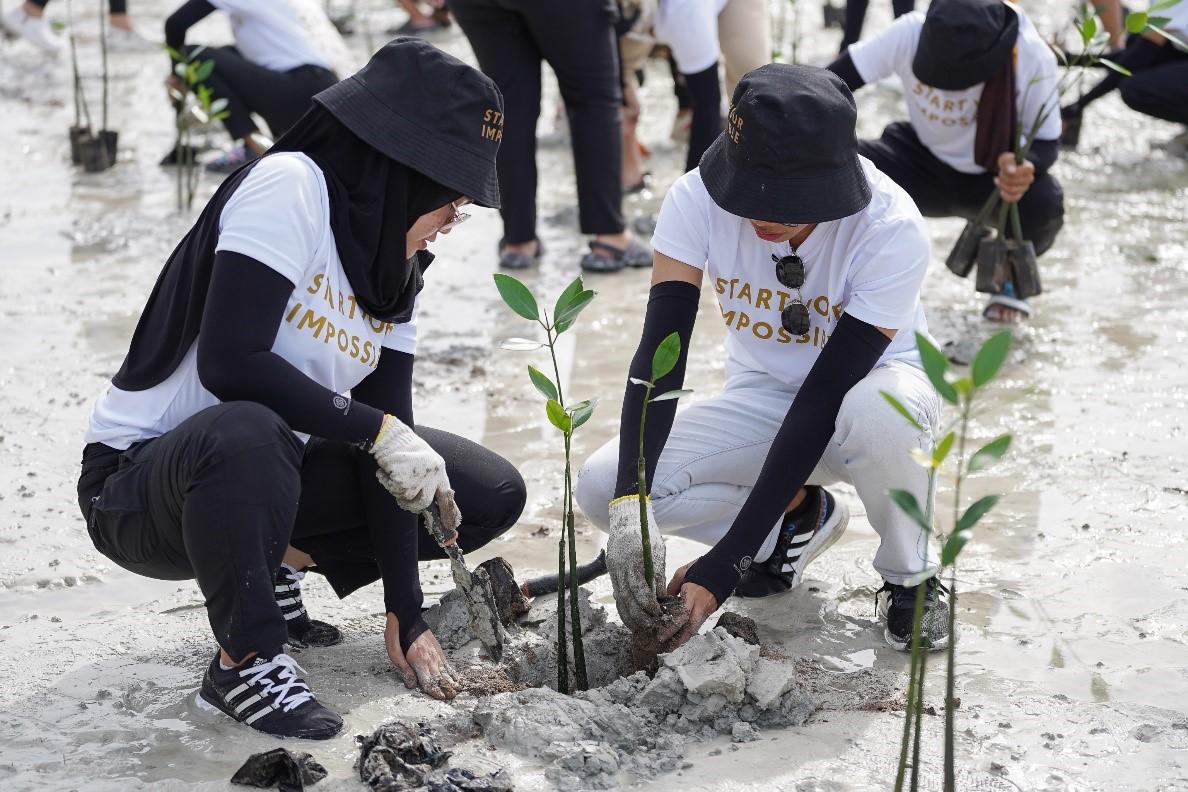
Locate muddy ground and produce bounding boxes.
[1,1,1187,790]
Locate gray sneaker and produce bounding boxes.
[580,238,653,273]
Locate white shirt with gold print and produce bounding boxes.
[651,162,932,388]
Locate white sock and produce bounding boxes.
[218,657,234,671]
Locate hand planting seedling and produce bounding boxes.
[494,273,598,693]
[883,329,1013,792]
[167,46,230,211]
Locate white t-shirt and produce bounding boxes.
[85,153,418,450]
[651,160,932,388]
[209,0,348,73]
[654,0,732,74]
[848,3,1061,174]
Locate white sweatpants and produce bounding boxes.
[575,360,941,585]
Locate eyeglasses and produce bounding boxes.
[438,199,471,234]
[772,253,810,335]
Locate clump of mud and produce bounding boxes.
[357,721,513,792]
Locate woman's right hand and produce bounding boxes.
[384,613,463,700]
[370,414,461,530]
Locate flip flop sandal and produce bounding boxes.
[624,171,653,195]
[579,238,653,273]
[983,293,1032,323]
[498,239,544,270]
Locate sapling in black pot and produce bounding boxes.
[167,47,228,211]
[494,273,598,693]
[78,0,117,172]
[66,0,92,165]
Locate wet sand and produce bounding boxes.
[1,1,1187,790]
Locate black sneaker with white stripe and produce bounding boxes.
[735,486,849,598]
[276,565,342,648]
[196,651,343,739]
[876,577,950,651]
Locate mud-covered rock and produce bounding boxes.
[231,748,327,791]
[357,721,451,791]
[716,612,760,646]
[424,590,475,652]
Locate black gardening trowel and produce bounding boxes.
[422,504,506,662]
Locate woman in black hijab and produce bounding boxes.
[76,40,523,740]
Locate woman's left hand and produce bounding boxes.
[384,613,463,701]
[658,560,720,649]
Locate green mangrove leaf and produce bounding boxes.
[651,388,693,403]
[968,434,1012,473]
[500,337,544,352]
[941,532,969,566]
[880,390,923,431]
[1126,11,1148,33]
[174,62,187,78]
[651,332,682,381]
[209,97,229,114]
[553,277,584,320]
[1149,0,1180,11]
[910,448,935,469]
[545,399,571,433]
[953,376,973,398]
[628,377,653,387]
[1148,23,1188,50]
[956,495,1000,533]
[972,329,1013,387]
[554,289,595,333]
[916,332,958,404]
[570,398,599,430]
[889,488,931,532]
[933,431,956,467]
[493,273,540,322]
[194,59,215,83]
[1098,57,1132,76]
[528,365,558,401]
[1078,15,1096,45]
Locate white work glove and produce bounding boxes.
[607,494,667,635]
[370,415,461,531]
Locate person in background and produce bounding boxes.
[576,65,948,655]
[2,0,153,52]
[652,0,771,171]
[1062,0,1188,155]
[77,40,524,737]
[450,0,651,273]
[616,0,657,194]
[830,0,1063,323]
[838,0,914,53]
[389,0,451,35]
[164,0,351,173]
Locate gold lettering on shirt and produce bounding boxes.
[911,81,977,130]
[282,272,398,370]
[716,277,841,350]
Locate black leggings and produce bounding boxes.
[1119,47,1188,126]
[450,0,624,243]
[33,0,128,12]
[184,45,338,141]
[859,122,1064,256]
[840,0,914,52]
[77,402,526,661]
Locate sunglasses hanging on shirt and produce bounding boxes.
[772,253,810,336]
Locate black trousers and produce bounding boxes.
[450,0,625,243]
[77,402,525,660]
[1120,46,1188,126]
[859,122,1065,256]
[184,45,338,141]
[34,0,128,12]
[840,0,914,52]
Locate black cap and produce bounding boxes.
[912,0,1019,91]
[698,63,871,224]
[314,38,504,208]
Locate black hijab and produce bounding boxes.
[112,105,460,391]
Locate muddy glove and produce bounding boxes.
[370,415,461,531]
[607,495,667,634]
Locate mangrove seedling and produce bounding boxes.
[883,329,1014,792]
[494,273,598,693]
[627,331,692,589]
[167,47,229,210]
[66,0,92,165]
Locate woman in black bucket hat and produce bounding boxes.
[76,39,526,738]
[576,64,950,656]
[829,0,1064,324]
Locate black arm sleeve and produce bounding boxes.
[614,281,700,498]
[1073,37,1164,111]
[826,52,867,92]
[1025,138,1058,177]
[196,252,384,445]
[164,0,215,52]
[684,313,892,604]
[351,352,429,652]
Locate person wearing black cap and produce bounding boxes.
[76,40,525,738]
[575,64,948,653]
[829,0,1064,323]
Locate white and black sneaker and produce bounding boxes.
[276,565,342,648]
[876,577,950,651]
[735,486,849,598]
[196,651,343,739]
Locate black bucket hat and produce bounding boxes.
[912,0,1019,91]
[698,64,871,224]
[314,38,504,208]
